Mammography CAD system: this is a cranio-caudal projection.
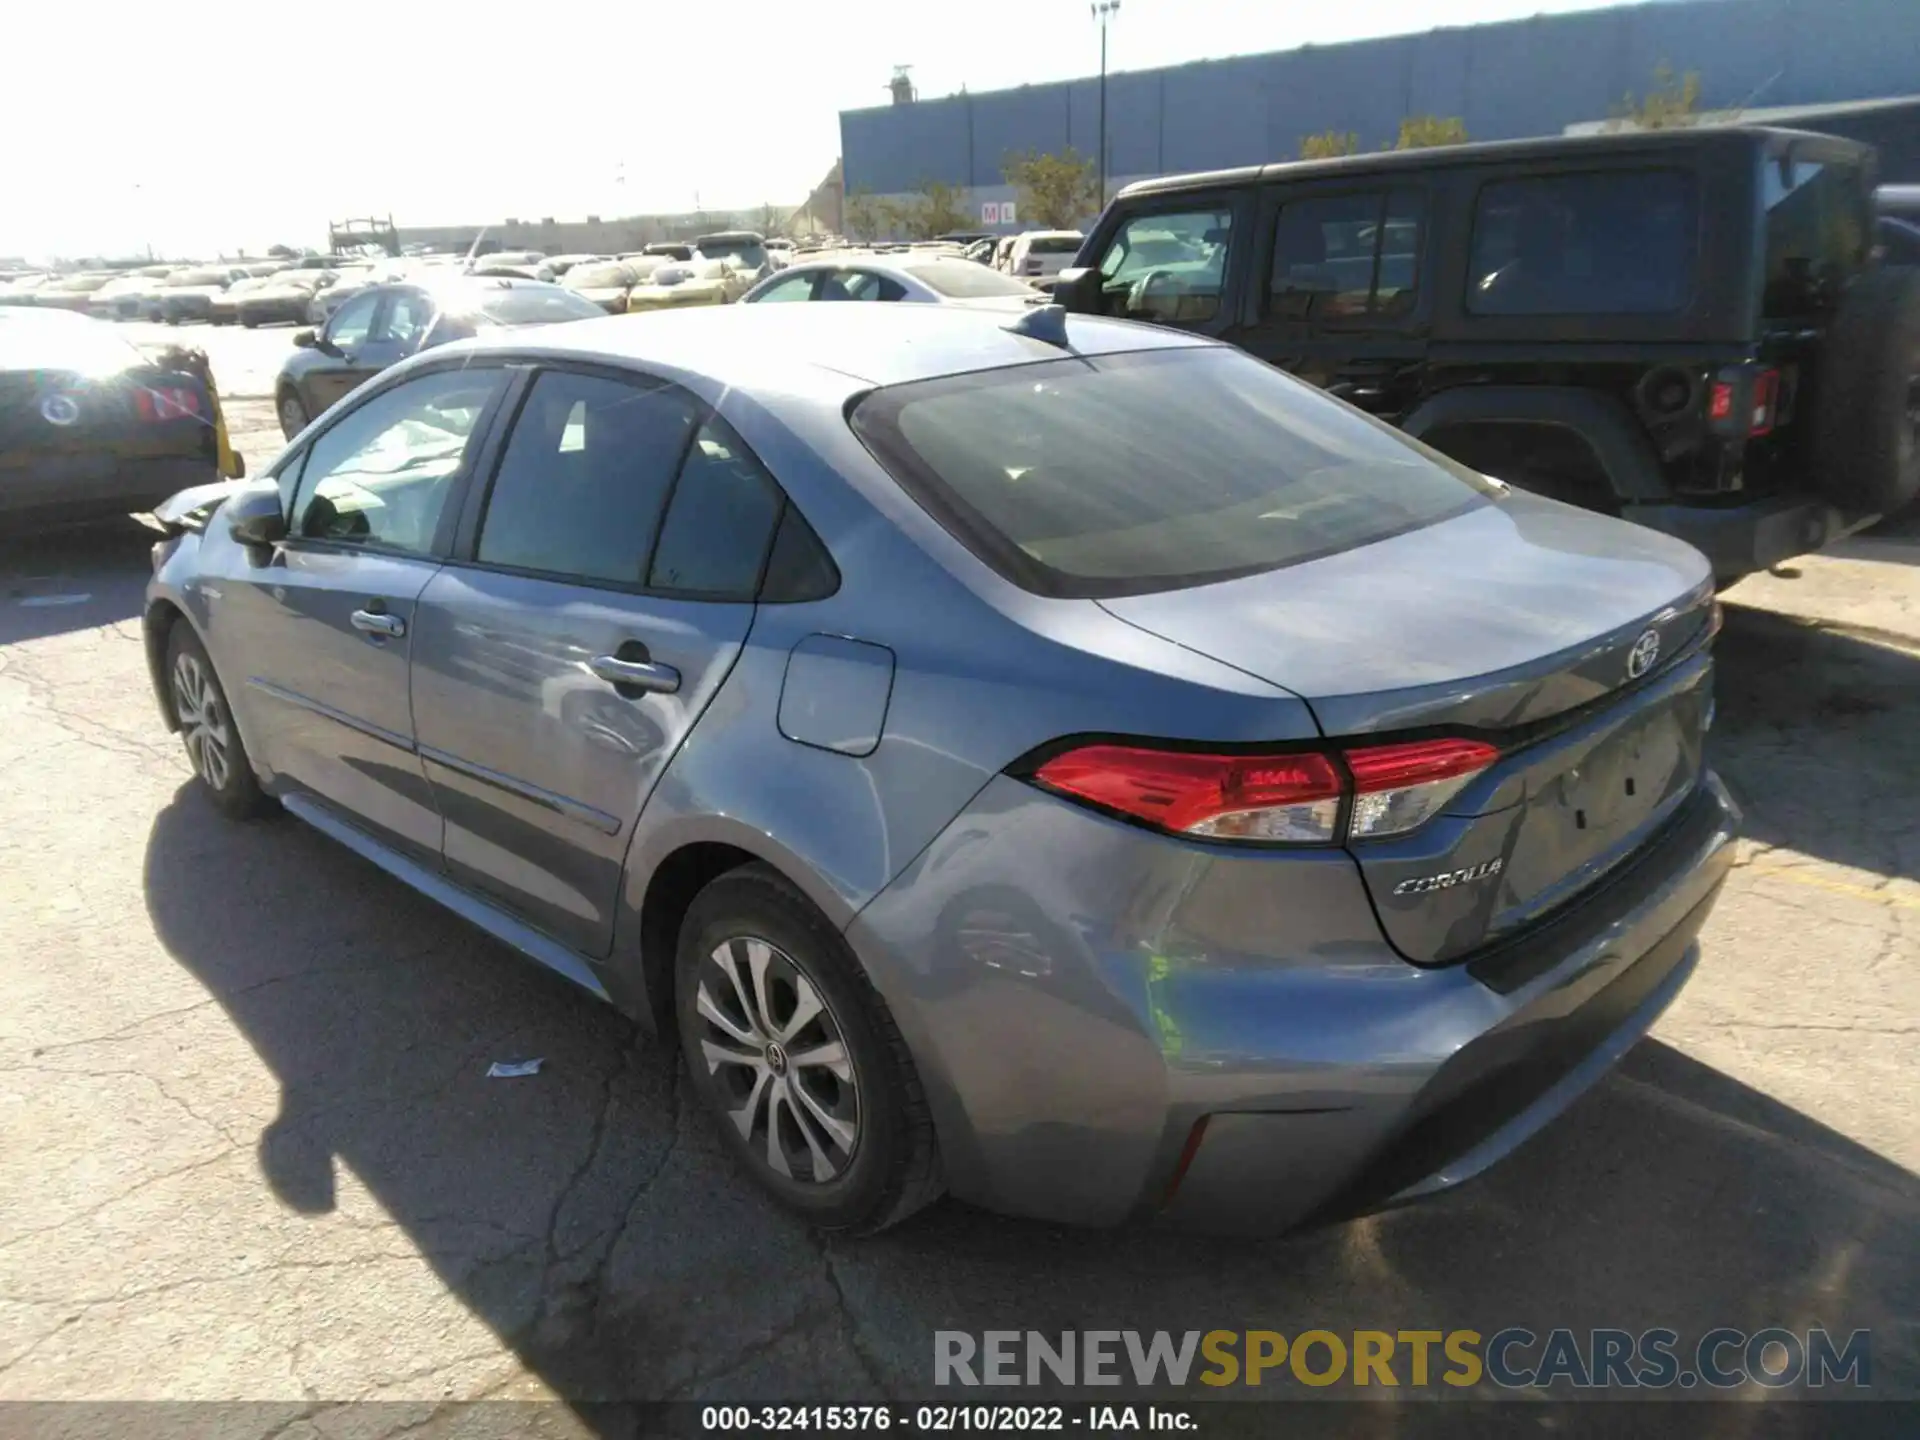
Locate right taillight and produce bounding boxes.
[1029,736,1499,846]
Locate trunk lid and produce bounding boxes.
[1099,494,1718,963]
[0,366,212,471]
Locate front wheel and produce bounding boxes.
[167,625,275,820]
[676,865,943,1233]
[277,389,310,440]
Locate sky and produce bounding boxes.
[3,0,1629,261]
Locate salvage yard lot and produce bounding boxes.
[0,324,1915,1419]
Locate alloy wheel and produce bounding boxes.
[172,651,232,791]
[694,937,860,1184]
[278,393,308,438]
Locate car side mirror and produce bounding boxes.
[293,328,317,348]
[1053,267,1102,314]
[226,486,288,549]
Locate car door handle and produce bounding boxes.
[350,608,405,638]
[588,654,680,695]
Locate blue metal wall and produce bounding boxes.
[842,0,1920,196]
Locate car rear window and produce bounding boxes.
[1762,153,1870,317]
[851,346,1491,598]
[1466,169,1696,316]
[909,260,1035,298]
[1027,236,1083,255]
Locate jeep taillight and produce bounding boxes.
[1748,368,1779,436]
[1029,737,1499,846]
[1708,365,1781,439]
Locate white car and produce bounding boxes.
[741,254,1042,309]
[1002,231,1085,288]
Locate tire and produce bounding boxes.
[165,624,275,820]
[1811,266,1920,515]
[277,389,310,440]
[242,317,259,329]
[675,864,943,1234]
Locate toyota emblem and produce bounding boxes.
[39,393,80,427]
[1626,628,1661,680]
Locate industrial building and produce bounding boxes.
[839,0,1920,228]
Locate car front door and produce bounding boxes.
[409,366,783,956]
[210,365,512,864]
[1224,185,1432,420]
[301,290,385,415]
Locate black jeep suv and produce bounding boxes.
[1056,126,1920,580]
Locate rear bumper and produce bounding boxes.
[0,453,216,525]
[1622,494,1880,579]
[846,770,1738,1233]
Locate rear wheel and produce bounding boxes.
[166,625,274,819]
[277,389,310,440]
[1812,266,1920,515]
[675,864,942,1233]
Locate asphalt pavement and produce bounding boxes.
[0,324,1914,1430]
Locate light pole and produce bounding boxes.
[1091,0,1120,207]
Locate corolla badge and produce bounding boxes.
[1393,858,1503,896]
[1626,627,1661,680]
[39,393,80,426]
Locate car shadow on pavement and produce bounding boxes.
[1711,602,1920,881]
[0,516,156,645]
[142,785,1920,1425]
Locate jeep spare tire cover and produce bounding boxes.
[1812,266,1920,514]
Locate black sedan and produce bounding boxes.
[0,311,227,529]
[273,276,604,437]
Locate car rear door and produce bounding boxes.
[408,365,784,957]
[1222,182,1433,420]
[209,364,513,864]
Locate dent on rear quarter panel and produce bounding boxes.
[844,775,1476,1225]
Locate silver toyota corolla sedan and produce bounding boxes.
[144,303,1738,1234]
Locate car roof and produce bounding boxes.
[1117,123,1869,200]
[450,301,1212,389]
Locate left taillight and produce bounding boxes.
[1029,735,1499,846]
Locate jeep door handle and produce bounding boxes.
[588,654,681,695]
[350,608,405,638]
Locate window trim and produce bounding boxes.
[1086,192,1249,337]
[1462,165,1701,320]
[445,359,823,604]
[278,360,517,562]
[322,288,383,350]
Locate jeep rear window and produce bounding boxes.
[850,346,1492,599]
[1762,155,1870,317]
[1467,169,1696,316]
